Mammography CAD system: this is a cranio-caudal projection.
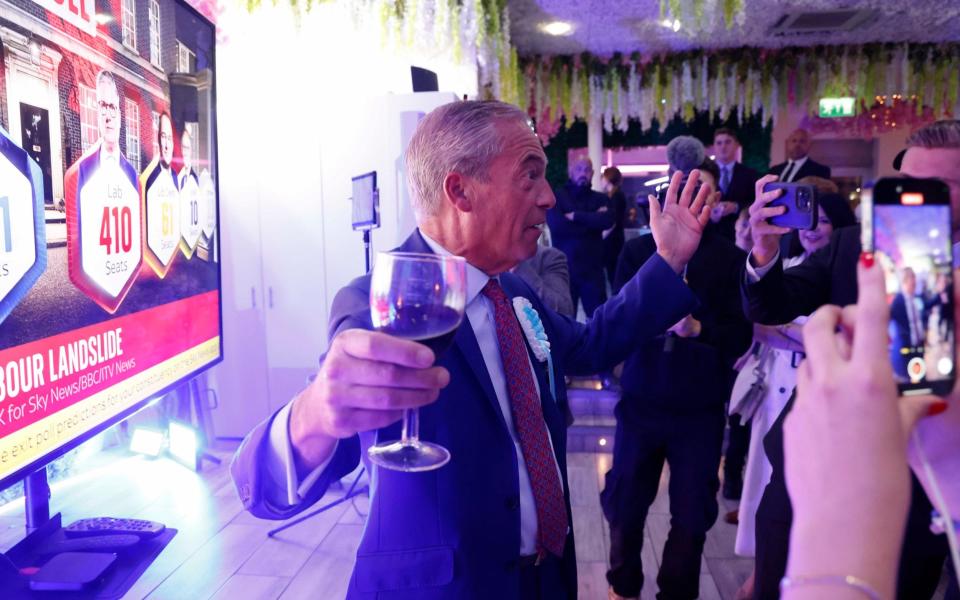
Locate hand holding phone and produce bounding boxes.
[747,174,792,268]
[763,182,818,230]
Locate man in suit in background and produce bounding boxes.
[547,156,614,317]
[767,128,831,182]
[890,267,926,380]
[741,120,960,599]
[512,243,576,317]
[231,100,713,600]
[710,128,759,242]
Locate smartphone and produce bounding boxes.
[861,177,955,396]
[764,182,818,230]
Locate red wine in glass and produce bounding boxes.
[376,305,462,358]
[367,252,466,472]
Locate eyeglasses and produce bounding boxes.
[98,101,118,115]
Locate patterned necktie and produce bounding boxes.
[482,279,568,558]
[719,164,731,195]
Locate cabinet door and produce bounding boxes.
[206,38,271,439]
[259,147,329,415]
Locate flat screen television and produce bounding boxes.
[0,0,222,492]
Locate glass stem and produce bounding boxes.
[401,408,419,445]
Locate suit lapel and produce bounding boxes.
[450,320,509,432]
[398,231,509,429]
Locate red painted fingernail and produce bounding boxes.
[860,251,874,268]
[928,401,948,417]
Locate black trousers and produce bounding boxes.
[518,554,571,600]
[570,273,607,318]
[724,414,751,483]
[602,409,726,599]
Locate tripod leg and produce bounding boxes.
[267,468,367,537]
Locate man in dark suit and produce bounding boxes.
[547,157,614,317]
[710,128,759,502]
[741,120,960,599]
[604,220,752,600]
[231,100,713,600]
[890,268,926,380]
[767,128,832,182]
[710,128,760,242]
[512,243,575,316]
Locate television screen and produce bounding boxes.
[0,0,222,489]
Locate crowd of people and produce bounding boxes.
[232,102,960,600]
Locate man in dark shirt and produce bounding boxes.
[547,157,613,317]
[603,171,752,600]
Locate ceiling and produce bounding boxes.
[507,0,960,56]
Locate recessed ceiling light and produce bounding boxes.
[541,21,573,36]
[661,18,681,31]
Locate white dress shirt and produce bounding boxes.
[99,145,121,168]
[780,156,808,183]
[264,232,563,555]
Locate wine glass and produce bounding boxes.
[367,251,467,472]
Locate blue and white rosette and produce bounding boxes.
[512,297,556,400]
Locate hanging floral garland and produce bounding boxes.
[658,0,745,31]
[519,43,960,143]
[241,0,521,107]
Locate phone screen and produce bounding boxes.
[872,196,955,391]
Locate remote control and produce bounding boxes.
[36,534,141,556]
[63,518,166,539]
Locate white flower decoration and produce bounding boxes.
[513,297,550,362]
[512,297,557,399]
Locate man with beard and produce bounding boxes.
[546,157,613,317]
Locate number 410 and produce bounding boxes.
[100,206,133,254]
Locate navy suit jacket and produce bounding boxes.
[231,230,697,599]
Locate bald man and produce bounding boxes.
[546,157,614,317]
[767,129,831,182]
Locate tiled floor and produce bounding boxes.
[0,443,757,599]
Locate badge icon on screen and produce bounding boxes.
[178,172,202,258]
[65,144,143,313]
[0,128,47,324]
[142,159,181,277]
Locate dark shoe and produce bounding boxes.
[723,476,743,500]
[724,509,739,525]
[609,587,639,600]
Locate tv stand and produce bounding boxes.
[24,470,50,534]
[2,469,177,599]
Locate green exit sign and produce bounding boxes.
[819,97,856,118]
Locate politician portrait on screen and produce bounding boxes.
[141,111,181,278]
[63,69,143,313]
